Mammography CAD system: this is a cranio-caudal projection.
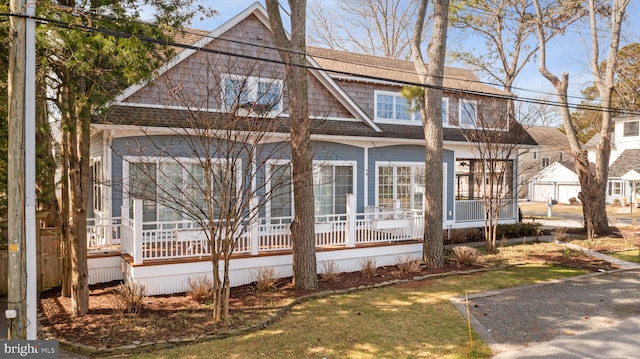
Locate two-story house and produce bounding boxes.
[595,116,640,206]
[85,2,535,295]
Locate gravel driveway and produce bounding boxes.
[452,267,640,356]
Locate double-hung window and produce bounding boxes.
[223,75,283,113]
[459,99,477,126]
[127,158,238,223]
[623,121,639,137]
[608,180,623,196]
[377,163,425,210]
[375,91,419,124]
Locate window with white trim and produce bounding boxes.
[267,161,355,221]
[532,151,538,160]
[128,159,238,223]
[459,99,477,126]
[374,91,420,123]
[268,163,293,219]
[314,164,354,217]
[442,97,449,125]
[542,157,550,168]
[222,74,283,113]
[608,180,623,196]
[623,121,639,137]
[377,163,425,210]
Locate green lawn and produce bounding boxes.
[132,265,586,359]
[519,202,640,219]
[611,250,640,263]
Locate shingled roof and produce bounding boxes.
[609,149,640,177]
[526,126,569,147]
[307,47,510,97]
[93,105,535,145]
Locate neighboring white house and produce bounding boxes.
[587,116,640,205]
[528,161,580,204]
[518,126,573,200]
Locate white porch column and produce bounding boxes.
[132,198,144,264]
[393,199,401,218]
[250,196,260,255]
[345,193,357,247]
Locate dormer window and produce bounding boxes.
[223,75,283,114]
[459,99,477,126]
[623,121,639,137]
[375,90,419,123]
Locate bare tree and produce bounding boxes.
[458,100,535,252]
[409,0,448,268]
[308,0,421,60]
[534,0,629,238]
[118,62,291,322]
[450,0,598,122]
[265,0,318,289]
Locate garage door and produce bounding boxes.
[558,184,580,204]
[532,183,554,202]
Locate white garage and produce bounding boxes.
[529,162,581,204]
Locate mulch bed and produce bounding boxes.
[39,248,618,348]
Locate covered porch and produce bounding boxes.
[88,197,518,261]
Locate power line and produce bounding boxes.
[2,10,639,116]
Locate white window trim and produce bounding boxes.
[442,97,450,127]
[265,159,294,219]
[374,161,426,209]
[91,158,103,214]
[123,156,242,218]
[221,74,283,117]
[313,160,358,213]
[608,180,623,197]
[459,99,478,127]
[374,90,420,125]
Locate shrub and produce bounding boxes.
[449,228,483,244]
[554,227,568,241]
[495,223,541,238]
[320,261,340,283]
[613,198,621,206]
[358,258,377,278]
[114,281,147,315]
[253,267,278,292]
[450,246,478,267]
[396,256,421,273]
[187,275,213,303]
[568,197,578,205]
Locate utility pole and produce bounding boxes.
[7,0,37,340]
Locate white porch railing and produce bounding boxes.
[87,217,123,253]
[454,199,516,222]
[92,196,516,263]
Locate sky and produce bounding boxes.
[171,0,640,119]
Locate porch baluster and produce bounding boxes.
[132,198,144,264]
[345,193,356,247]
[250,196,260,255]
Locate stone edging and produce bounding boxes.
[38,266,507,357]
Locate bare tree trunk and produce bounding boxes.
[410,0,448,268]
[266,0,318,289]
[63,79,89,316]
[60,130,71,297]
[533,0,628,238]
